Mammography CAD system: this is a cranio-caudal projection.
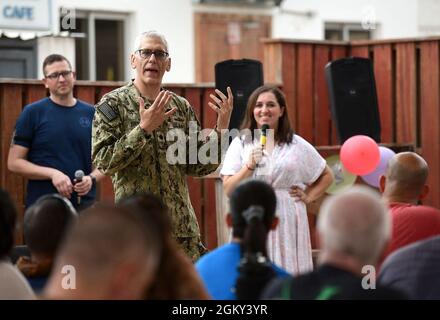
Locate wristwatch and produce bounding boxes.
[89,174,97,186]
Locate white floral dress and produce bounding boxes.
[220,134,326,275]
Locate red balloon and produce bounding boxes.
[340,135,380,175]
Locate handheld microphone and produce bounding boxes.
[74,170,84,206]
[260,124,269,148]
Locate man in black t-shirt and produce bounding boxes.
[8,54,104,210]
[262,186,406,300]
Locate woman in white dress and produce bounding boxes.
[221,85,334,275]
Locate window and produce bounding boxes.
[325,23,372,41]
[0,37,37,78]
[95,19,124,81]
[60,10,125,81]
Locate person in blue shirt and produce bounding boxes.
[7,54,104,210]
[195,179,290,299]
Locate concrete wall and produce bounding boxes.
[418,0,440,36]
[54,0,194,83]
[273,0,421,40]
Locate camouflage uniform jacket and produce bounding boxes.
[92,81,222,238]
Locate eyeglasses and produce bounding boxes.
[135,49,169,60]
[45,70,73,80]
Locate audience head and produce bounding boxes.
[228,180,278,300]
[120,192,171,245]
[317,186,391,268]
[24,194,77,259]
[0,189,17,260]
[228,179,278,256]
[380,152,429,204]
[44,205,161,299]
[120,193,210,299]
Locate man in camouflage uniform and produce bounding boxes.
[92,31,233,261]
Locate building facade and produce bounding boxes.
[1,0,439,82]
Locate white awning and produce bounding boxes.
[0,30,71,40]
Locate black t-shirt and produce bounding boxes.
[262,264,406,300]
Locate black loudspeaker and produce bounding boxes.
[215,59,264,131]
[325,57,381,144]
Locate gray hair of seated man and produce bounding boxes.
[317,185,391,266]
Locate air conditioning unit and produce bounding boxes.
[194,0,283,7]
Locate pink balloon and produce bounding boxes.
[361,146,396,188]
[340,135,380,176]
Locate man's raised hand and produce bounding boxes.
[139,90,177,133]
[208,86,233,131]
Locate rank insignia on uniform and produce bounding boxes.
[97,102,118,121]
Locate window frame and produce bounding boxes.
[324,22,374,41]
[59,9,129,81]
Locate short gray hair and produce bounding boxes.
[317,186,391,266]
[133,31,169,53]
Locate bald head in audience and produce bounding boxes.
[317,186,391,273]
[43,205,161,300]
[379,152,429,204]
